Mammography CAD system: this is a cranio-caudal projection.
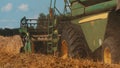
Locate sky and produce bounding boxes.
[0,0,64,28]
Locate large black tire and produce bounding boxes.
[102,10,120,64]
[102,37,120,64]
[60,23,91,58]
[92,46,102,61]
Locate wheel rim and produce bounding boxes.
[61,40,68,59]
[104,47,111,64]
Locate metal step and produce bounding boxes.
[31,35,52,41]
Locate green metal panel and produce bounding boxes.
[69,0,76,2]
[72,8,84,16]
[71,0,116,16]
[80,0,86,2]
[80,19,107,52]
[71,2,84,16]
[85,0,116,15]
[71,2,84,9]
[69,0,116,52]
[69,0,86,3]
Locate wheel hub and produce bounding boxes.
[104,47,111,64]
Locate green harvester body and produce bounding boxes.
[69,0,117,51]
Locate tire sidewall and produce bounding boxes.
[102,37,119,63]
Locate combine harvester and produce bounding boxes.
[19,0,120,64]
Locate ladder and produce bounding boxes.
[47,0,59,54]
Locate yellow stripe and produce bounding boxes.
[79,12,108,23]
